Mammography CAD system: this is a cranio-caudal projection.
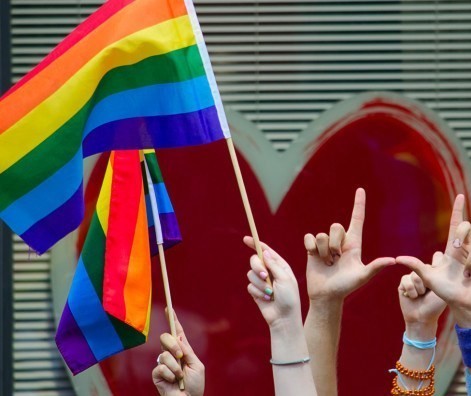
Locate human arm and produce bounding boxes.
[396,195,471,379]
[152,313,205,396]
[303,188,395,396]
[394,268,446,392]
[244,237,317,396]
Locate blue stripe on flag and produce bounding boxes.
[146,183,174,227]
[67,258,123,360]
[0,150,82,234]
[83,76,215,138]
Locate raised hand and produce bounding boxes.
[396,194,471,328]
[244,237,317,396]
[394,269,446,392]
[399,259,447,340]
[152,312,205,396]
[304,188,395,301]
[244,236,303,329]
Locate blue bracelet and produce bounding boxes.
[389,333,436,391]
[455,324,471,368]
[403,332,437,350]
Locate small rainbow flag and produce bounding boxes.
[0,0,229,254]
[142,150,181,253]
[56,150,180,375]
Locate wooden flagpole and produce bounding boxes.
[226,138,272,288]
[142,152,184,390]
[157,243,185,390]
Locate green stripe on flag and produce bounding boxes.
[0,45,205,211]
[109,316,146,348]
[81,212,107,299]
[143,152,163,184]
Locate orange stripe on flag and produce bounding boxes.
[123,183,151,333]
[0,0,187,132]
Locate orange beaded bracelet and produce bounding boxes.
[390,361,435,396]
[395,361,435,380]
[391,375,435,396]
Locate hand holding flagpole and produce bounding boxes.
[143,154,185,390]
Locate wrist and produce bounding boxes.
[309,295,344,310]
[308,297,344,322]
[405,322,438,341]
[269,315,304,337]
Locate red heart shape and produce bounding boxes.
[63,94,470,395]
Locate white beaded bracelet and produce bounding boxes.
[270,357,311,366]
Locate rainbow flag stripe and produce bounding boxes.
[142,150,182,253]
[0,0,229,254]
[56,150,180,375]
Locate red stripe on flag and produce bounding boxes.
[2,0,134,99]
[103,150,142,321]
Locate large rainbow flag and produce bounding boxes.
[56,150,180,375]
[0,0,230,254]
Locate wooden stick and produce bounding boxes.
[226,137,272,288]
[157,243,185,390]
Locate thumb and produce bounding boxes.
[178,336,201,367]
[396,256,431,280]
[171,312,201,367]
[171,310,193,353]
[365,257,395,279]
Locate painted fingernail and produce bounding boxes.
[260,271,268,280]
[263,294,271,301]
[263,250,272,260]
[453,238,462,248]
[176,351,183,359]
[265,287,273,296]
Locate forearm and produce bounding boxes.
[270,319,317,396]
[304,298,343,396]
[396,322,437,390]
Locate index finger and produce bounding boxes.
[347,188,366,240]
[243,236,282,259]
[160,333,183,359]
[448,194,465,241]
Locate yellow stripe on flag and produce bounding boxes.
[0,15,195,173]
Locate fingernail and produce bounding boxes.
[263,294,271,301]
[263,250,272,260]
[177,351,183,359]
[465,270,471,279]
[264,287,273,296]
[453,238,462,248]
[179,336,183,342]
[260,271,268,280]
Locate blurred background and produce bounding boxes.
[1,1,471,395]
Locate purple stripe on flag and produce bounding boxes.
[20,183,84,254]
[55,302,98,375]
[149,213,181,255]
[82,106,225,157]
